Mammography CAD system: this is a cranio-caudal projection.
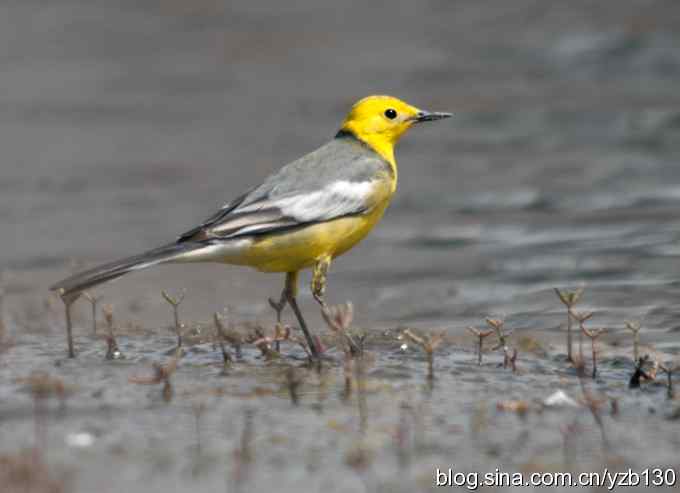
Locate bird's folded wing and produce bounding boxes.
[211,180,377,239]
[178,140,390,242]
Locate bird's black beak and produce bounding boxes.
[414,110,453,123]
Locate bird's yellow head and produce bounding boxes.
[338,95,451,164]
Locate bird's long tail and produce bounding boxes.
[50,242,204,300]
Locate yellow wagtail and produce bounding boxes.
[51,95,451,358]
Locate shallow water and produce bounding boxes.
[2,327,680,493]
[2,0,680,491]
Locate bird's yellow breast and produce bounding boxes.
[233,179,394,273]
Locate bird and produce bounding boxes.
[51,95,452,358]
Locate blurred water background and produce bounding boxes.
[4,2,680,492]
[3,0,680,334]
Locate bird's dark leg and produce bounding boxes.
[284,271,320,359]
[311,256,331,309]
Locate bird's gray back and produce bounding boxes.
[239,136,389,206]
[177,135,390,242]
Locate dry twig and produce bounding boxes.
[129,347,181,402]
[213,312,242,368]
[402,329,444,381]
[248,324,290,360]
[321,302,360,356]
[582,326,605,379]
[102,304,122,360]
[82,291,102,335]
[625,320,641,362]
[56,292,80,358]
[486,317,515,369]
[161,289,185,348]
[467,327,494,365]
[554,287,584,362]
[659,361,678,399]
[568,310,593,366]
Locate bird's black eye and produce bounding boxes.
[384,108,397,120]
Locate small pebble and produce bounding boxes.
[66,432,95,448]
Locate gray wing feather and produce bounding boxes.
[179,138,388,242]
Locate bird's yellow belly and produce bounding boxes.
[233,200,389,273]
